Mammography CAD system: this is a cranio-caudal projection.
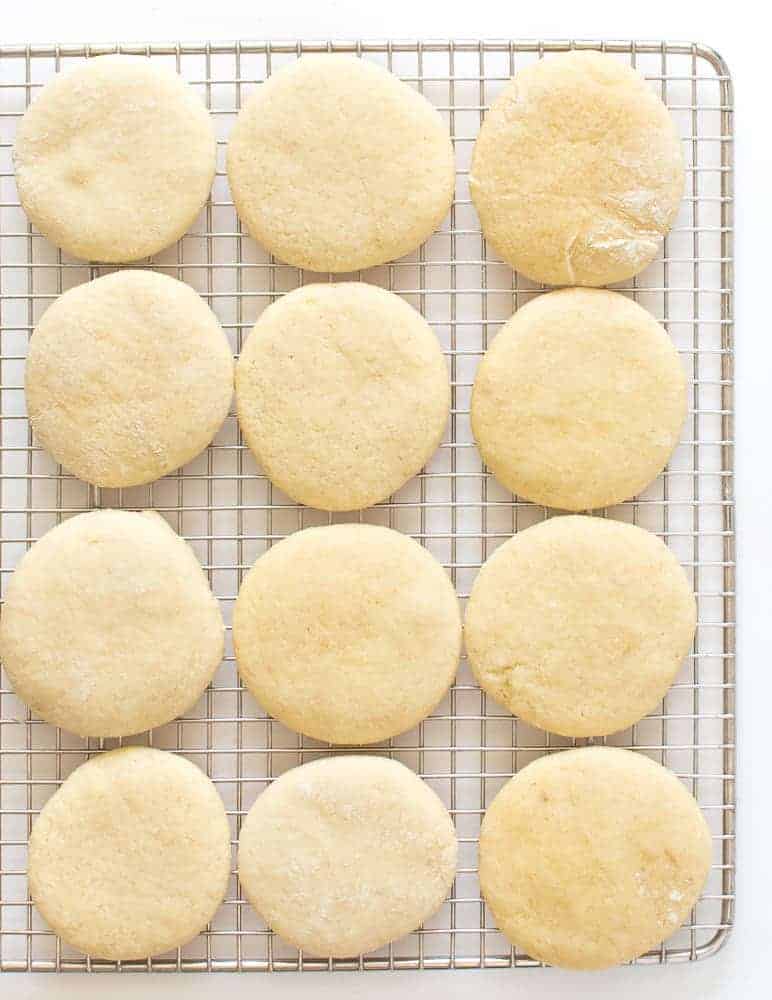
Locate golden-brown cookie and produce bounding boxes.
[470,51,683,286]
[471,288,686,511]
[479,747,712,969]
[236,283,449,511]
[464,515,696,737]
[234,524,461,744]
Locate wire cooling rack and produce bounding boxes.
[0,39,734,973]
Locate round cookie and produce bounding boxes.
[470,51,684,286]
[26,270,234,488]
[471,288,686,511]
[238,756,457,956]
[29,747,231,960]
[479,747,712,969]
[236,283,449,511]
[227,54,454,272]
[0,509,224,738]
[234,524,461,744]
[464,515,696,737]
[14,55,216,262]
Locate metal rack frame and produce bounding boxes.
[0,39,734,973]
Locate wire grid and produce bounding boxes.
[0,39,734,973]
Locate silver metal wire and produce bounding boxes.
[0,39,734,973]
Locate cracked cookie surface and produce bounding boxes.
[470,51,683,286]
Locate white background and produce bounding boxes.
[3,1,768,998]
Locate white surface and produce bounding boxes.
[2,0,768,997]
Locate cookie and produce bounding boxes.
[464,515,696,737]
[470,51,684,286]
[238,756,457,956]
[0,510,224,737]
[234,524,461,744]
[14,55,216,262]
[26,270,234,488]
[236,283,449,511]
[479,747,712,969]
[227,54,454,271]
[29,747,231,960]
[471,288,686,510]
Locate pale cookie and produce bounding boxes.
[26,270,234,488]
[471,288,687,510]
[0,510,224,738]
[14,55,216,262]
[29,747,231,960]
[227,54,454,271]
[470,51,684,286]
[236,283,449,511]
[234,524,461,744]
[238,756,457,956]
[479,747,712,969]
[465,516,696,737]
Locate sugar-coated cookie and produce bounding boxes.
[26,270,233,488]
[1,510,224,737]
[29,748,231,960]
[14,55,215,262]
[227,55,454,271]
[238,756,457,956]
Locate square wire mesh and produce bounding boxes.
[0,39,734,973]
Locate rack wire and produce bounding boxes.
[0,39,734,973]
